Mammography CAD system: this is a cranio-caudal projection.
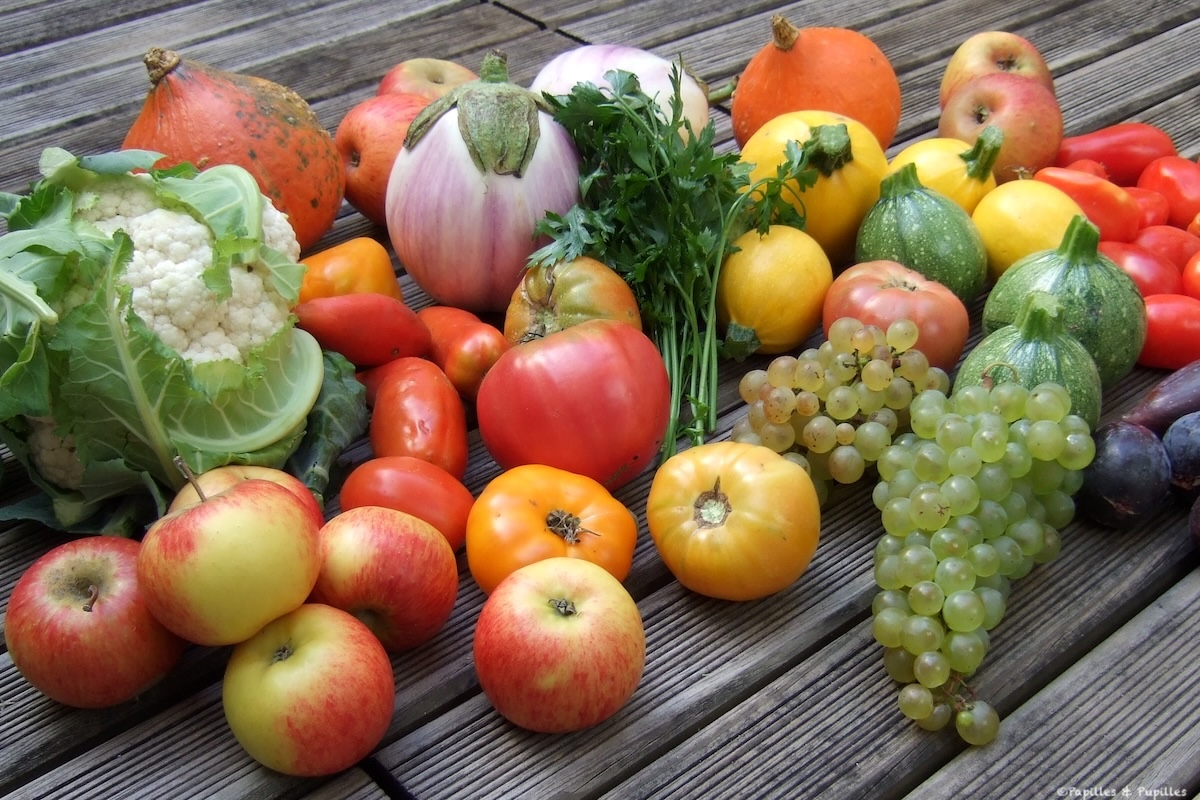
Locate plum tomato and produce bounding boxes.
[369,357,469,479]
[338,456,475,551]
[1098,241,1182,297]
[1138,294,1200,370]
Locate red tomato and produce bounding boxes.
[1182,251,1200,301]
[1131,225,1200,270]
[1033,166,1141,242]
[821,260,970,372]
[1063,158,1110,178]
[416,306,511,400]
[294,293,431,368]
[1138,294,1200,370]
[1054,122,1177,186]
[338,456,474,550]
[476,319,671,491]
[1137,156,1200,229]
[1125,186,1171,229]
[1098,241,1182,297]
[369,357,469,479]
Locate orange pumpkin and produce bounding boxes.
[122,47,344,252]
[730,15,902,150]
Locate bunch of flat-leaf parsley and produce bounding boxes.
[529,67,817,457]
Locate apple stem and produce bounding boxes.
[82,584,99,612]
[272,642,294,663]
[547,598,577,617]
[172,455,208,502]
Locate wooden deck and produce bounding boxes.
[2,1,1199,798]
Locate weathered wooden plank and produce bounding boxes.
[908,565,1200,798]
[0,0,192,57]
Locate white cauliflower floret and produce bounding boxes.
[25,416,85,490]
[77,179,298,365]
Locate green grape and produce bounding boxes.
[895,348,930,382]
[835,422,858,446]
[1008,555,1036,581]
[872,606,909,647]
[909,486,952,532]
[1058,431,1097,470]
[1027,458,1066,494]
[766,355,799,388]
[852,324,886,354]
[869,407,901,435]
[950,514,984,546]
[942,629,987,674]
[874,533,905,561]
[971,425,1008,463]
[975,586,1007,629]
[1026,418,1066,461]
[886,318,920,352]
[882,498,917,537]
[883,646,917,683]
[794,390,821,417]
[855,382,887,415]
[908,580,945,616]
[915,701,953,731]
[898,544,939,585]
[1026,383,1069,422]
[898,682,935,720]
[872,588,911,614]
[998,490,1027,524]
[966,542,1000,578]
[758,421,796,453]
[884,376,916,411]
[826,385,860,420]
[794,359,825,392]
[925,367,952,395]
[861,358,895,392]
[929,528,970,560]
[1040,489,1076,529]
[1060,414,1091,436]
[782,451,811,473]
[894,431,920,449]
[827,316,864,352]
[990,382,1030,422]
[943,589,987,631]
[956,700,1000,745]
[874,554,905,591]
[1034,524,1062,564]
[872,480,893,512]
[912,441,951,483]
[935,413,975,451]
[888,469,921,502]
[913,650,952,689]
[975,573,1011,600]
[948,444,983,477]
[1006,517,1046,557]
[976,499,1009,540]
[877,446,915,481]
[802,415,838,454]
[934,556,976,594]
[737,369,769,404]
[831,353,859,383]
[828,444,867,484]
[976,463,1013,502]
[901,613,946,654]
[904,531,933,550]
[855,420,892,462]
[762,385,798,423]
[941,475,981,517]
[952,384,992,416]
[1001,441,1033,479]
[1060,467,1085,495]
[991,535,1025,577]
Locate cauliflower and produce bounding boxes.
[25,416,85,490]
[74,174,301,365]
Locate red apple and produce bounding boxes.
[4,537,187,709]
[377,57,476,99]
[221,603,395,776]
[167,463,322,521]
[308,506,459,652]
[472,557,645,733]
[336,92,432,226]
[939,31,1055,108]
[938,72,1063,183]
[137,479,323,646]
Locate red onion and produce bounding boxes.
[386,50,581,313]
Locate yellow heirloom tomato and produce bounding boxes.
[717,224,833,357]
[886,125,1003,215]
[646,441,821,601]
[971,178,1085,282]
[739,110,889,268]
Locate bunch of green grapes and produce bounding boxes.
[869,379,1096,745]
[732,317,950,502]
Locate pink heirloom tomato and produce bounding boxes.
[475,319,672,491]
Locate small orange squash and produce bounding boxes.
[730,15,902,151]
[122,47,344,252]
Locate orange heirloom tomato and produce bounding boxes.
[646,441,821,602]
[465,464,639,594]
[298,236,403,305]
[503,255,642,344]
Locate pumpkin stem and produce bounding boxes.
[960,125,1004,182]
[771,14,801,51]
[143,47,183,86]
